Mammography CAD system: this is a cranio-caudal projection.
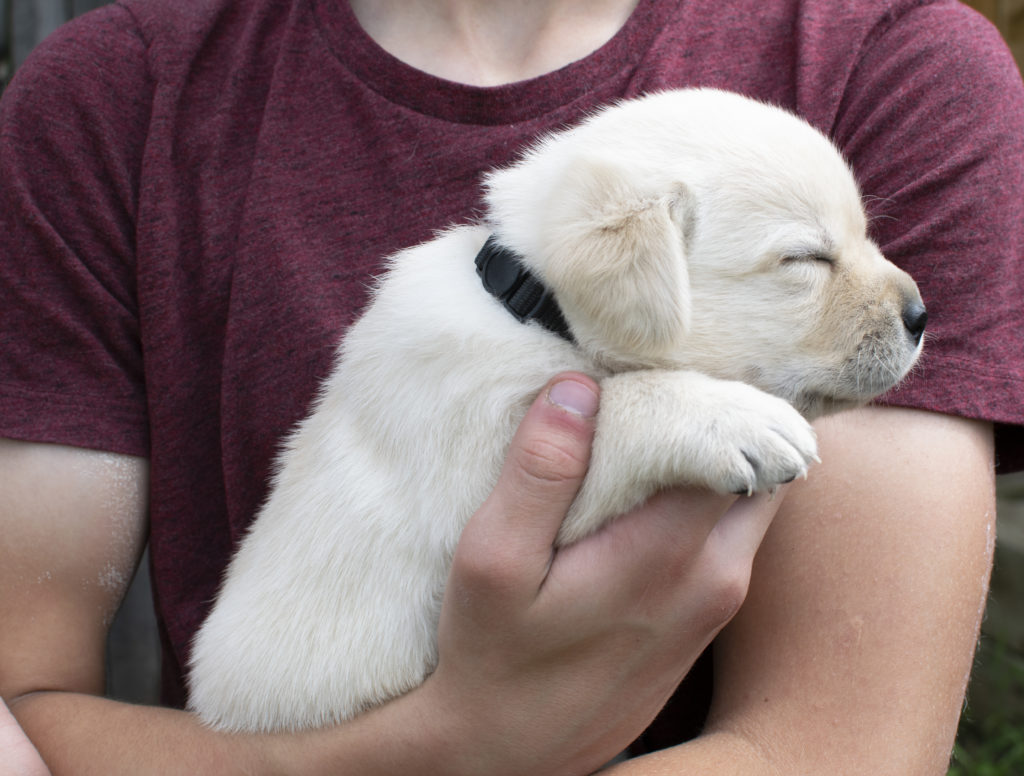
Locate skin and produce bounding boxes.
[346,0,641,86]
[606,407,994,775]
[3,375,776,775]
[0,385,994,775]
[0,2,998,773]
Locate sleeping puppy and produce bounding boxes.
[188,88,926,732]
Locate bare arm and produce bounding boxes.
[1,375,788,776]
[0,441,149,700]
[607,406,994,775]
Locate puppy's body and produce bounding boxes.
[188,89,925,732]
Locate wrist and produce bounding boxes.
[372,676,477,776]
[260,680,469,776]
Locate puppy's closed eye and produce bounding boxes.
[780,251,836,267]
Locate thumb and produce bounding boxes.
[0,698,51,776]
[455,373,600,589]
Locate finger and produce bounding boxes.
[0,698,51,776]
[705,487,787,564]
[546,486,734,607]
[453,373,600,595]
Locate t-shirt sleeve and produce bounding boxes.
[834,1,1024,472]
[0,4,152,457]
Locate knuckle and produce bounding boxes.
[513,435,589,489]
[451,534,528,601]
[702,561,752,626]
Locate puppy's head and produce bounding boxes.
[484,88,924,417]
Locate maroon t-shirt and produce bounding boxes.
[2,0,1024,739]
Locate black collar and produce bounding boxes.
[474,236,574,343]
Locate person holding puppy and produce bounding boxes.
[1,0,1021,774]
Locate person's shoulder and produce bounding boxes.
[854,0,1016,66]
[785,0,1009,55]
[116,0,273,49]
[794,0,988,27]
[844,0,1023,125]
[1,3,150,131]
[4,0,289,105]
[107,0,297,95]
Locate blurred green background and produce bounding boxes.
[951,471,1024,776]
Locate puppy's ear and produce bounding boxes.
[537,156,694,362]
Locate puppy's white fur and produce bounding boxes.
[188,89,925,732]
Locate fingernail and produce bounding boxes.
[547,379,599,418]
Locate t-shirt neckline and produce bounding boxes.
[312,0,679,125]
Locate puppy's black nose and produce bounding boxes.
[902,301,928,345]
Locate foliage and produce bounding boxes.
[948,615,1024,774]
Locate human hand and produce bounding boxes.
[421,373,781,776]
[0,698,51,776]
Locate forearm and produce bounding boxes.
[603,731,774,775]
[0,440,451,776]
[608,408,993,776]
[0,397,786,776]
[606,408,992,776]
[9,686,453,776]
[10,692,247,776]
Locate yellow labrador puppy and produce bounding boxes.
[189,88,926,732]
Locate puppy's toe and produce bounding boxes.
[743,448,801,493]
[723,451,760,496]
[726,417,818,493]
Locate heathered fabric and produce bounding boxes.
[2,0,1023,737]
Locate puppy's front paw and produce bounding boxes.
[702,387,819,496]
[561,371,821,544]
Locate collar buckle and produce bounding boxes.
[475,236,573,342]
